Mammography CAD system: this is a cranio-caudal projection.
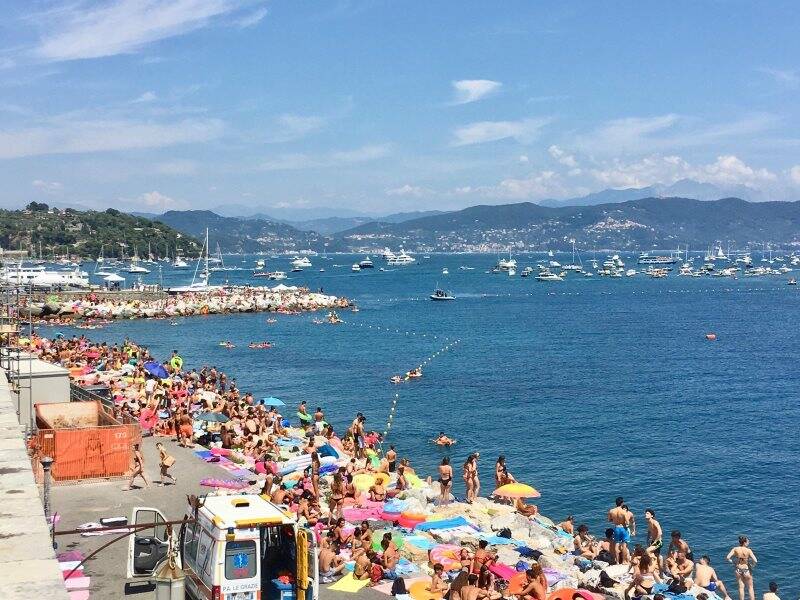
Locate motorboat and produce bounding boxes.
[536,270,563,282]
[789,278,797,285]
[459,266,474,271]
[442,267,449,275]
[127,262,150,274]
[521,266,533,277]
[291,256,312,268]
[267,271,287,280]
[638,253,678,265]
[626,269,637,277]
[389,250,415,265]
[507,267,516,276]
[496,255,517,271]
[430,288,455,301]
[359,257,374,269]
[291,267,303,272]
[351,264,361,272]
[172,256,190,269]
[256,259,266,269]
[381,248,396,261]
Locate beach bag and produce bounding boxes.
[163,455,175,467]
[391,578,408,596]
[498,528,512,539]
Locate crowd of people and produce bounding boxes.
[19,332,784,600]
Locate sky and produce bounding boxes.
[1,0,799,217]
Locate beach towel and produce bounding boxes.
[328,573,370,593]
[68,592,90,600]
[414,516,471,531]
[403,535,437,551]
[488,563,516,581]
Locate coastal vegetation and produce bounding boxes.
[0,203,200,259]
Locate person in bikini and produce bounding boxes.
[695,555,733,600]
[625,552,661,599]
[471,540,495,575]
[726,536,757,600]
[438,456,453,506]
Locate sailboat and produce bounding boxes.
[210,243,237,271]
[169,228,221,293]
[94,245,116,277]
[127,247,151,273]
[563,239,583,272]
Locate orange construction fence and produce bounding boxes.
[31,401,142,483]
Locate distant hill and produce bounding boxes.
[287,210,447,234]
[0,203,199,259]
[539,179,762,207]
[337,197,800,252]
[154,210,334,253]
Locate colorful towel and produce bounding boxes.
[328,573,370,593]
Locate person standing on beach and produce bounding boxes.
[313,406,324,432]
[386,445,397,473]
[608,496,631,564]
[645,509,663,562]
[126,443,149,490]
[726,536,757,600]
[438,457,453,506]
[155,442,176,486]
[463,454,476,503]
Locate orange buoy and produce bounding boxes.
[705,333,717,341]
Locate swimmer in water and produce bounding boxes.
[435,432,455,446]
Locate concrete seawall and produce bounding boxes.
[0,373,69,599]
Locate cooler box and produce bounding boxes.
[268,579,295,600]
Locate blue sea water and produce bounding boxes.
[58,254,800,596]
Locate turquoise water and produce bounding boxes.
[57,254,800,595]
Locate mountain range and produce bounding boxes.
[147,196,800,254]
[337,196,800,252]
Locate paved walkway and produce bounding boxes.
[0,374,69,599]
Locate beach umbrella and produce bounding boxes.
[493,482,541,499]
[143,361,168,379]
[195,412,230,423]
[103,273,125,282]
[259,396,285,407]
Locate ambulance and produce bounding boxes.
[127,494,319,600]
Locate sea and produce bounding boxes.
[52,253,800,596]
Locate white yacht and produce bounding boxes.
[389,249,415,265]
[267,271,287,280]
[172,255,190,269]
[536,270,563,282]
[359,257,374,269]
[442,267,449,275]
[496,256,517,271]
[507,267,516,276]
[291,256,313,268]
[256,258,266,269]
[351,263,361,272]
[1,264,90,288]
[381,248,396,261]
[127,260,150,274]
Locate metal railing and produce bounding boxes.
[70,382,113,411]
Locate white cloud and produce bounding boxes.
[32,179,63,193]
[260,143,391,171]
[518,155,529,164]
[548,144,578,168]
[575,113,778,156]
[0,117,224,159]
[492,170,574,200]
[139,190,185,211]
[0,57,16,70]
[758,67,799,89]
[236,6,268,28]
[789,166,800,185]
[132,91,157,103]
[386,184,426,197]
[267,113,326,143]
[451,117,551,146]
[451,79,502,105]
[589,154,776,189]
[32,0,252,62]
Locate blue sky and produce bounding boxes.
[1,0,799,216]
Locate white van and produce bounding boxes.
[127,494,319,600]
